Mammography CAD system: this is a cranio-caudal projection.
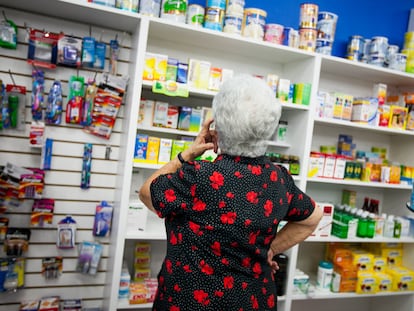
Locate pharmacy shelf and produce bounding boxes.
[125,214,166,240]
[306,177,412,190]
[306,235,414,243]
[1,0,141,32]
[292,289,414,301]
[320,54,414,87]
[117,301,153,309]
[137,125,199,137]
[314,117,414,137]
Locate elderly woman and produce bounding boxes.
[139,74,322,311]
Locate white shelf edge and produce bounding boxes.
[141,80,310,111]
[125,233,166,240]
[314,117,414,136]
[117,301,153,309]
[292,289,414,300]
[137,125,199,137]
[307,177,412,190]
[306,235,414,243]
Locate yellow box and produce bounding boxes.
[352,250,374,271]
[381,248,403,266]
[333,92,344,119]
[386,266,414,291]
[356,271,377,294]
[375,272,393,292]
[146,137,160,164]
[153,53,168,82]
[134,268,151,282]
[388,105,408,130]
[373,256,387,272]
[341,94,354,121]
[143,53,156,81]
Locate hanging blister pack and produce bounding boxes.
[56,215,77,249]
[109,37,119,75]
[94,41,106,70]
[66,75,85,124]
[81,143,92,189]
[93,201,113,237]
[57,34,82,67]
[31,69,45,121]
[4,84,27,130]
[82,36,96,68]
[81,78,97,126]
[45,81,63,125]
[0,13,17,49]
[76,241,103,276]
[27,29,59,69]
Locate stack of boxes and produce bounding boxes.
[325,243,414,294]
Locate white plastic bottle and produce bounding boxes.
[316,261,333,291]
[383,214,395,238]
[118,268,131,300]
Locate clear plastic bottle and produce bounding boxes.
[383,214,395,238]
[375,213,386,237]
[393,217,402,238]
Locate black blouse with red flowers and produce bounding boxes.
[149,154,315,311]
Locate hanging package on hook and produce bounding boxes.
[27,29,59,69]
[31,68,45,121]
[4,84,26,130]
[66,75,85,124]
[57,33,82,68]
[0,12,17,49]
[56,215,77,249]
[84,73,128,139]
[81,143,92,189]
[93,201,113,237]
[76,241,103,275]
[45,81,63,125]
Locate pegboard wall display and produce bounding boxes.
[0,6,133,310]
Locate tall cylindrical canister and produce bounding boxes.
[298,28,317,52]
[388,53,407,71]
[315,39,332,55]
[299,3,319,29]
[368,36,388,67]
[283,27,299,48]
[316,11,338,41]
[226,0,244,15]
[346,35,364,61]
[385,44,399,67]
[186,4,205,27]
[204,6,225,31]
[206,0,226,10]
[223,13,243,35]
[139,0,161,16]
[160,0,187,23]
[242,8,267,40]
[264,24,284,44]
[317,261,333,291]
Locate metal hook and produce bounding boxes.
[2,10,8,21]
[8,69,16,85]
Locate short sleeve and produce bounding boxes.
[149,163,197,218]
[279,165,316,222]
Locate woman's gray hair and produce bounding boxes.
[212,74,282,157]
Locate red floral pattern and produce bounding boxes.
[150,154,315,310]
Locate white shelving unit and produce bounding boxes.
[2,1,414,311]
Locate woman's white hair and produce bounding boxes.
[212,74,282,157]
